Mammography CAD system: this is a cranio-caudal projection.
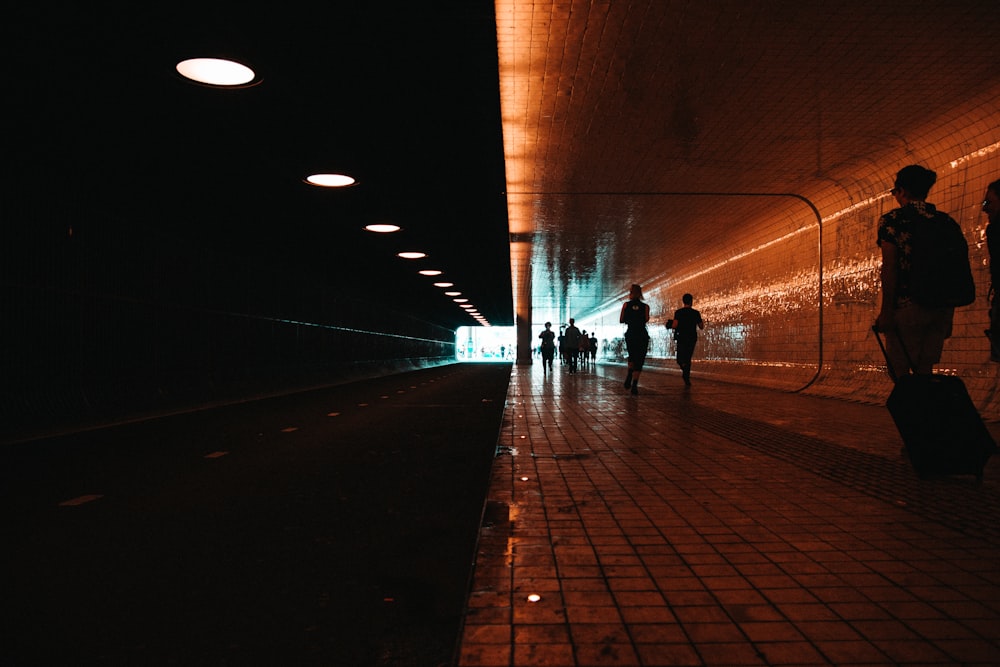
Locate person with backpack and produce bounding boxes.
[876,164,970,377]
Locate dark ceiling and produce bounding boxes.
[4,3,513,330]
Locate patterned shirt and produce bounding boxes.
[876,201,939,306]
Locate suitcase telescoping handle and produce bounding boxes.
[872,324,916,382]
[872,325,898,382]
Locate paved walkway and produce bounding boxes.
[456,362,1000,666]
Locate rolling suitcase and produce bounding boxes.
[873,325,996,480]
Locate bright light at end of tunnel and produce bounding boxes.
[176,57,255,86]
[305,173,357,188]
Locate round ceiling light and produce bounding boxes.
[365,224,400,233]
[398,252,426,259]
[305,173,357,188]
[176,57,256,86]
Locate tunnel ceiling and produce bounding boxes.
[497,0,1000,327]
[5,2,1000,333]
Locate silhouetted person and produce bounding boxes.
[563,318,582,373]
[876,164,956,376]
[589,333,598,365]
[578,330,591,369]
[667,293,704,386]
[620,284,650,395]
[538,322,556,372]
[984,179,1000,361]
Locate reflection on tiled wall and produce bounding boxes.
[639,149,1000,419]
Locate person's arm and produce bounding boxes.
[619,302,628,324]
[643,303,650,323]
[876,241,898,331]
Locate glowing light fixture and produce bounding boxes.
[398,251,426,259]
[365,224,400,233]
[419,269,443,276]
[305,173,357,188]
[453,298,469,303]
[433,282,454,288]
[444,291,462,296]
[176,57,256,86]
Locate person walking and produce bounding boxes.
[876,164,958,376]
[983,179,1000,362]
[538,322,556,373]
[563,318,582,373]
[667,293,704,386]
[578,330,591,369]
[619,284,650,395]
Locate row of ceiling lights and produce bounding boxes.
[175,57,491,327]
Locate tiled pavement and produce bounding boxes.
[456,362,1000,666]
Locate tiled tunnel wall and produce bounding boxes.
[631,107,1000,419]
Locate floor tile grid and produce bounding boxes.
[457,366,1000,666]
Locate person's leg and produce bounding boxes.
[624,336,635,387]
[677,339,694,385]
[630,336,648,394]
[990,292,1000,361]
[914,306,953,375]
[884,306,918,378]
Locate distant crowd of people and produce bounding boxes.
[536,286,702,395]
[537,319,599,374]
